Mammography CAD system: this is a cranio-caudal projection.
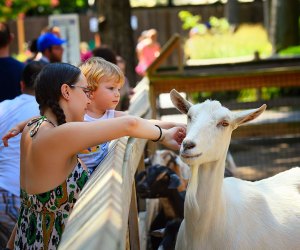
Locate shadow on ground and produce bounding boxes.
[230,136,300,180]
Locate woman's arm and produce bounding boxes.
[114,111,186,130]
[37,115,185,157]
[148,119,186,130]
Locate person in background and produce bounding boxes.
[37,32,66,63]
[116,55,135,110]
[0,22,24,102]
[41,25,61,38]
[25,38,40,63]
[135,29,161,76]
[0,61,45,249]
[80,41,93,62]
[4,62,184,249]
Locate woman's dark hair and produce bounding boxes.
[35,63,81,125]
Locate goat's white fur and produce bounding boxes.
[170,89,300,250]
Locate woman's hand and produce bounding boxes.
[160,126,186,150]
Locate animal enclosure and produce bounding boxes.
[148,34,300,181]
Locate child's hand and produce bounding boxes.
[160,126,186,150]
[2,129,21,147]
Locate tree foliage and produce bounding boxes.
[0,0,89,21]
[0,0,50,21]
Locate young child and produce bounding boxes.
[79,57,185,173]
[77,57,124,173]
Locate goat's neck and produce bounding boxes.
[185,151,227,230]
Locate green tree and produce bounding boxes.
[0,0,89,21]
[0,0,51,21]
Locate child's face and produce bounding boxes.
[91,79,122,112]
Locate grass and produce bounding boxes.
[184,24,272,60]
[183,24,286,103]
[279,45,300,56]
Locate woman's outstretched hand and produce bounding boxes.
[160,126,186,150]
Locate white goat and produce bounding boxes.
[170,89,300,250]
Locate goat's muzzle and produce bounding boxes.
[182,140,196,151]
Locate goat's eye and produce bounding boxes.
[217,120,229,127]
[187,115,192,121]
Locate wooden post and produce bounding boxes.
[94,32,101,47]
[128,181,140,250]
[16,13,25,54]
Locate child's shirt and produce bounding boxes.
[78,110,115,174]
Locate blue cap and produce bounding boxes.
[37,32,66,52]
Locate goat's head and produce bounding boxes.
[170,89,266,166]
[136,164,181,198]
[148,150,178,168]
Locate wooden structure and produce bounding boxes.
[59,78,152,250]
[58,35,300,249]
[147,34,300,139]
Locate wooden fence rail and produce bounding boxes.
[59,78,151,250]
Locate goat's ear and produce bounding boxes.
[168,173,181,189]
[170,89,192,114]
[233,104,267,128]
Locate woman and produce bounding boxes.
[8,63,185,249]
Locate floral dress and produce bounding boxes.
[14,117,89,249]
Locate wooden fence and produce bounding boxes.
[59,78,152,250]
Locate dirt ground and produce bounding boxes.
[230,136,300,180]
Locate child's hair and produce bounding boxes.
[35,63,81,125]
[79,57,125,91]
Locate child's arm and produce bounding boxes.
[114,111,186,130]
[2,118,32,147]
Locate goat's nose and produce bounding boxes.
[182,140,196,151]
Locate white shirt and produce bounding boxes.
[0,94,39,196]
[78,110,115,173]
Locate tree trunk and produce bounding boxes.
[269,0,299,53]
[263,0,271,34]
[225,0,239,28]
[96,0,137,86]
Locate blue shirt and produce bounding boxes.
[0,57,24,102]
